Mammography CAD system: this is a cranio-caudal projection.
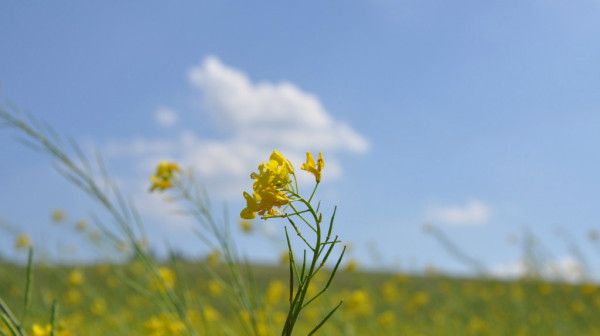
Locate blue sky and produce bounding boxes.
[2,1,600,280]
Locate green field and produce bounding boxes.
[2,261,600,335]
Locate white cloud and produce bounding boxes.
[428,199,491,226]
[187,56,369,153]
[155,106,178,127]
[491,256,587,283]
[104,56,368,200]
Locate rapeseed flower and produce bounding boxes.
[241,150,294,219]
[144,313,185,336]
[150,267,176,292]
[241,149,327,220]
[239,219,253,233]
[51,208,66,223]
[377,310,395,327]
[90,298,107,316]
[64,289,81,306]
[149,161,180,192]
[15,233,31,250]
[207,279,223,297]
[203,306,221,323]
[266,280,286,305]
[32,324,52,336]
[31,322,72,336]
[68,270,84,286]
[346,289,373,317]
[207,250,220,266]
[344,259,358,272]
[301,151,324,183]
[75,219,87,231]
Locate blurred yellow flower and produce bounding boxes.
[90,298,107,316]
[208,279,223,297]
[411,291,430,307]
[150,267,176,292]
[207,250,220,266]
[345,259,358,272]
[239,219,253,233]
[51,208,66,223]
[15,233,31,250]
[32,322,72,336]
[67,270,84,287]
[377,310,395,326]
[32,324,52,336]
[64,289,81,306]
[149,161,180,192]
[280,251,290,265]
[203,305,221,323]
[75,219,87,231]
[301,151,324,183]
[144,313,185,336]
[346,289,373,317]
[266,280,286,305]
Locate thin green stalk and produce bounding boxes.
[307,300,344,336]
[0,298,23,336]
[50,301,58,336]
[20,248,33,324]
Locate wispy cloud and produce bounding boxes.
[104,56,369,199]
[427,199,491,226]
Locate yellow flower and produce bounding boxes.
[346,289,373,317]
[150,267,176,292]
[266,280,286,305]
[15,233,31,250]
[239,219,253,233]
[144,313,185,336]
[377,310,395,326]
[207,250,220,266]
[203,305,221,323]
[149,161,180,192]
[75,219,87,232]
[207,279,223,297]
[345,259,358,272]
[51,209,66,223]
[67,270,84,287]
[280,251,290,265]
[64,289,81,306]
[32,324,52,336]
[241,150,294,219]
[90,298,107,316]
[301,151,324,183]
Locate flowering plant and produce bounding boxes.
[241,150,345,336]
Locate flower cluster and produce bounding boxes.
[240,150,325,220]
[149,161,180,192]
[241,150,294,219]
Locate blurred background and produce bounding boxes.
[2,1,600,281]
